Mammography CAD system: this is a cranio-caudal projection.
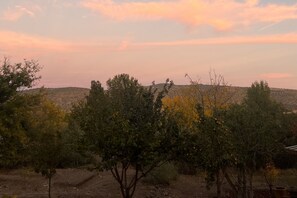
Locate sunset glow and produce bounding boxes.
[0,0,296,89]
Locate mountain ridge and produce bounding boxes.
[24,84,297,111]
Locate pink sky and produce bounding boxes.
[0,0,297,89]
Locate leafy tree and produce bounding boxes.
[163,95,199,132]
[72,74,175,198]
[0,58,67,198]
[185,72,234,198]
[29,98,67,198]
[162,90,201,175]
[0,58,40,104]
[197,110,233,198]
[0,58,41,168]
[185,72,234,116]
[60,119,90,168]
[225,81,287,198]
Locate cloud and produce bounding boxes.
[0,31,74,52]
[0,30,113,58]
[1,5,42,21]
[122,33,297,49]
[0,30,297,61]
[260,73,293,79]
[0,30,96,59]
[2,29,297,50]
[1,30,296,59]
[81,0,297,31]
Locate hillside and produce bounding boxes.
[24,87,90,111]
[24,85,297,111]
[153,84,297,111]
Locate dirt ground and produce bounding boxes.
[0,169,217,198]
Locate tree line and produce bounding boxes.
[0,59,296,198]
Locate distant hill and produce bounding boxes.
[153,84,297,111]
[24,87,90,111]
[24,85,297,111]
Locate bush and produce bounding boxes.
[143,162,178,185]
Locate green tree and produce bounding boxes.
[29,99,67,198]
[197,109,233,198]
[72,74,175,198]
[0,58,40,104]
[225,81,287,198]
[0,58,41,168]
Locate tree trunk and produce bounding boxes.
[113,165,140,198]
[268,184,273,198]
[242,167,247,198]
[237,166,248,198]
[48,176,51,198]
[119,184,125,198]
[124,188,130,198]
[120,185,138,198]
[248,153,256,198]
[216,170,222,198]
[223,168,238,196]
[248,171,253,198]
[238,168,243,198]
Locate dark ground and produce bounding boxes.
[1,168,296,198]
[0,169,214,198]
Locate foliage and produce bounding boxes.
[279,112,297,146]
[0,59,41,168]
[59,124,92,168]
[71,74,176,198]
[29,98,67,198]
[162,91,201,176]
[29,99,67,172]
[185,72,234,198]
[225,81,288,198]
[185,72,234,116]
[228,81,286,168]
[197,110,233,190]
[0,58,41,104]
[163,95,198,131]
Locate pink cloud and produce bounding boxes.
[123,33,297,49]
[0,31,75,52]
[1,30,296,57]
[81,0,297,31]
[260,73,293,79]
[1,5,41,21]
[0,30,115,56]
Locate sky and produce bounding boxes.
[0,0,297,89]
